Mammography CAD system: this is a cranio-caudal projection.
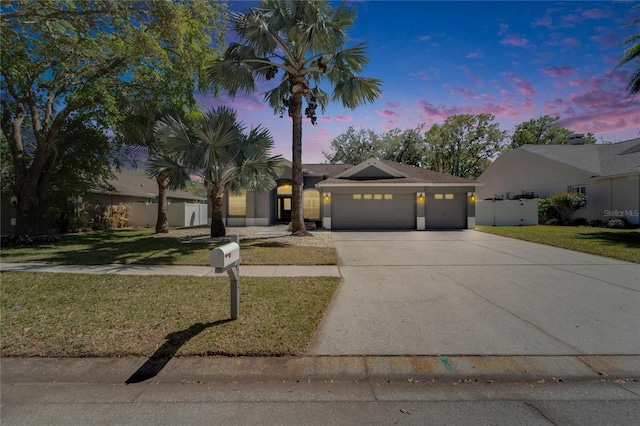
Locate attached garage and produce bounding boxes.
[317,159,479,231]
[332,192,415,230]
[425,193,467,229]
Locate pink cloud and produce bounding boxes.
[542,66,573,78]
[418,98,532,122]
[321,116,332,122]
[447,86,476,98]
[465,51,483,59]
[377,109,400,118]
[562,37,581,48]
[531,16,552,28]
[582,8,605,19]
[410,71,430,81]
[498,23,509,35]
[542,70,640,135]
[336,116,352,123]
[417,35,430,41]
[500,34,529,48]
[504,73,537,97]
[386,102,400,109]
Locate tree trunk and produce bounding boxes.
[155,172,170,233]
[15,179,40,237]
[289,92,310,236]
[209,183,226,238]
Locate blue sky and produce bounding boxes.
[197,1,640,163]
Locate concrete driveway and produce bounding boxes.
[307,230,639,356]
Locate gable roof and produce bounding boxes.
[317,159,479,187]
[514,138,640,178]
[90,168,206,201]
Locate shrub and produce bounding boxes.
[538,198,555,224]
[588,219,607,228]
[547,192,587,225]
[571,217,588,226]
[607,218,628,229]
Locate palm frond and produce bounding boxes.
[332,76,383,109]
[263,80,291,114]
[145,156,192,191]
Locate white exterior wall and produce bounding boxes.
[476,199,538,226]
[125,203,207,227]
[478,151,592,200]
[478,151,640,223]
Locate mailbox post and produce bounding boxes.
[210,241,240,320]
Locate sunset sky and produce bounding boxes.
[197,1,640,163]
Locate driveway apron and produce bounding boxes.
[306,230,639,356]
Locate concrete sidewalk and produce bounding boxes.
[0,262,341,277]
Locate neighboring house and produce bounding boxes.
[477,138,640,225]
[88,168,206,206]
[0,168,207,234]
[223,158,480,230]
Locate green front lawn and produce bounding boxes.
[476,225,640,263]
[0,228,337,266]
[1,272,339,357]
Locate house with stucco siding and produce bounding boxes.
[477,138,640,225]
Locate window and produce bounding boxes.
[353,194,362,200]
[445,194,454,200]
[277,184,292,195]
[374,194,383,200]
[384,194,393,200]
[303,190,320,220]
[434,194,443,200]
[569,185,586,195]
[228,192,246,216]
[363,194,372,200]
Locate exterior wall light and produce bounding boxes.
[471,194,476,201]
[323,192,331,202]
[417,192,425,202]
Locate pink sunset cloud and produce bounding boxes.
[500,34,529,48]
[503,73,537,97]
[543,69,640,136]
[562,37,581,48]
[377,109,400,118]
[386,102,400,109]
[582,8,606,20]
[542,66,573,78]
[336,116,353,123]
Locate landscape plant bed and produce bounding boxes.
[0,228,337,266]
[476,225,640,263]
[0,272,340,357]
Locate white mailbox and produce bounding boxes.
[210,242,240,273]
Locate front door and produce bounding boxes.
[278,197,292,223]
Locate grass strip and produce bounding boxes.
[1,272,339,357]
[0,228,337,266]
[476,225,640,263]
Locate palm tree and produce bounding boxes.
[123,102,192,233]
[154,106,283,237]
[207,0,382,235]
[618,5,640,94]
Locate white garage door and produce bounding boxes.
[332,193,415,230]
[425,193,466,229]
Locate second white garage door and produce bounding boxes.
[332,193,416,230]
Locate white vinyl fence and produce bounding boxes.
[127,203,208,228]
[476,199,538,226]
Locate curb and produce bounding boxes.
[2,356,639,385]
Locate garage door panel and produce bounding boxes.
[332,193,415,230]
[426,194,466,229]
